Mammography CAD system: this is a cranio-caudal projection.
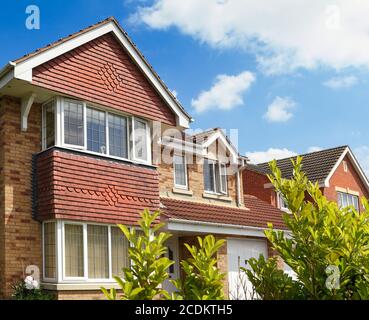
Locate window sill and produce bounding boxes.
[41,282,121,291]
[172,187,193,196]
[202,192,232,202]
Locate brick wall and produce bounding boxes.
[0,96,42,298]
[323,155,369,205]
[243,168,276,206]
[159,153,241,207]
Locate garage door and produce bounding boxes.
[227,238,268,300]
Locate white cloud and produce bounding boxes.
[246,148,297,164]
[323,75,358,89]
[131,1,369,74]
[307,146,323,153]
[264,96,295,122]
[354,146,369,177]
[191,71,255,113]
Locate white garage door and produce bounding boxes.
[227,238,268,300]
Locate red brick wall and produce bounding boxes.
[242,169,276,206]
[0,96,42,298]
[323,155,369,205]
[36,148,160,225]
[32,32,176,126]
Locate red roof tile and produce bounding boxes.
[160,195,287,230]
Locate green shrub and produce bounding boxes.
[102,209,174,300]
[172,235,226,300]
[12,280,54,300]
[245,156,369,300]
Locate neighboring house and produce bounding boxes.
[243,146,369,212]
[0,17,285,300]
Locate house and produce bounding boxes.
[243,146,369,212]
[0,17,285,300]
[158,128,286,298]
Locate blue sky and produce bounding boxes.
[1,1,369,171]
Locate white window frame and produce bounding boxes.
[337,191,360,212]
[42,96,152,165]
[41,98,57,150]
[42,220,132,283]
[42,221,57,282]
[131,116,151,164]
[204,159,228,195]
[277,192,290,212]
[173,154,188,189]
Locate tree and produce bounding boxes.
[244,157,369,300]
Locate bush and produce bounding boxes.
[172,235,225,300]
[102,210,226,300]
[245,156,369,300]
[12,279,54,300]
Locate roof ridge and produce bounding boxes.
[257,145,348,166]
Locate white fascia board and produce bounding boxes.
[0,68,14,90]
[324,148,348,187]
[159,137,203,156]
[11,21,191,128]
[201,131,239,163]
[166,218,268,238]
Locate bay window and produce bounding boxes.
[203,159,228,195]
[42,97,151,164]
[42,221,130,282]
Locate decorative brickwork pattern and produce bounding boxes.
[32,33,177,126]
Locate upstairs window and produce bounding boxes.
[64,100,84,147]
[42,97,151,164]
[338,191,359,211]
[42,100,56,149]
[204,159,228,195]
[173,154,188,189]
[277,192,289,211]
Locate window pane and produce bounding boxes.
[87,107,106,154]
[220,164,227,194]
[215,163,221,193]
[65,224,84,277]
[64,100,84,146]
[204,159,215,192]
[174,155,187,187]
[353,195,360,211]
[87,225,109,279]
[44,222,56,279]
[43,101,55,148]
[108,114,128,158]
[134,119,148,161]
[111,227,130,278]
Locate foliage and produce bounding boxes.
[172,235,226,300]
[102,209,174,300]
[241,254,305,300]
[245,156,369,300]
[11,280,55,300]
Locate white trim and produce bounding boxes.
[201,130,238,164]
[0,68,14,89]
[7,20,191,128]
[21,92,36,131]
[173,154,188,190]
[166,218,270,238]
[324,147,369,192]
[159,136,203,156]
